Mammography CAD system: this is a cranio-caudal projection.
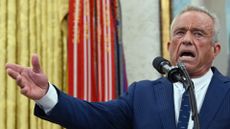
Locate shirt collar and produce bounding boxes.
[174,69,213,92]
[192,69,213,92]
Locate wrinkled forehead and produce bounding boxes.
[172,11,214,32]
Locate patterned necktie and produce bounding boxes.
[177,91,191,129]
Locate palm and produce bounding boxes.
[6,54,49,100]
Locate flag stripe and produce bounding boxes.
[77,0,84,99]
[67,0,75,96]
[73,0,80,97]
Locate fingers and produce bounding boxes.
[5,63,23,74]
[20,86,28,95]
[6,54,42,74]
[32,54,41,73]
[16,74,24,89]
[6,68,20,80]
[7,69,27,93]
[15,72,30,96]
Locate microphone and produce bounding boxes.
[152,56,183,82]
[153,57,200,129]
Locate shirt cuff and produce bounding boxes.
[35,82,58,114]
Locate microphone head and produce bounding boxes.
[152,56,171,74]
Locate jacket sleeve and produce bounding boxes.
[34,83,137,129]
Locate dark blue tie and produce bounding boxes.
[177,91,191,129]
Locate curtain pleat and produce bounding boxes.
[0,0,7,128]
[17,0,29,129]
[6,0,17,129]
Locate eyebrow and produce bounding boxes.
[174,27,207,34]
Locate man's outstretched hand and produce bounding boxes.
[5,54,49,100]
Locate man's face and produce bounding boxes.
[168,11,221,78]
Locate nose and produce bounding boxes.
[181,32,193,45]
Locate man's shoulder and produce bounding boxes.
[128,77,171,90]
[212,67,230,82]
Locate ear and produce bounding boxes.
[167,42,171,51]
[213,42,221,57]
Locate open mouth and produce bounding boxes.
[179,50,196,58]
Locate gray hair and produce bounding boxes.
[170,5,220,43]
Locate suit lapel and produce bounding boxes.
[199,68,230,129]
[155,78,177,129]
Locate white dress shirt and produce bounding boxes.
[174,69,213,129]
[35,83,58,113]
[36,69,213,128]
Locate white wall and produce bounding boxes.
[120,0,161,84]
[203,0,229,75]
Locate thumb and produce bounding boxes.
[32,54,41,73]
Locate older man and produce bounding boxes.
[6,5,229,129]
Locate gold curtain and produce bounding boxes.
[160,0,171,59]
[0,0,69,129]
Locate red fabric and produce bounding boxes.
[68,0,127,102]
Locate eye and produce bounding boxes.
[174,30,185,37]
[193,31,204,38]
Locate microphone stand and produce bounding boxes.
[176,62,200,129]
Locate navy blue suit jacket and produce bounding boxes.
[35,67,230,129]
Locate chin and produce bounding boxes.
[183,64,196,72]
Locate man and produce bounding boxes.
[6,5,230,129]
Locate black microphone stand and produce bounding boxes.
[176,62,200,129]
